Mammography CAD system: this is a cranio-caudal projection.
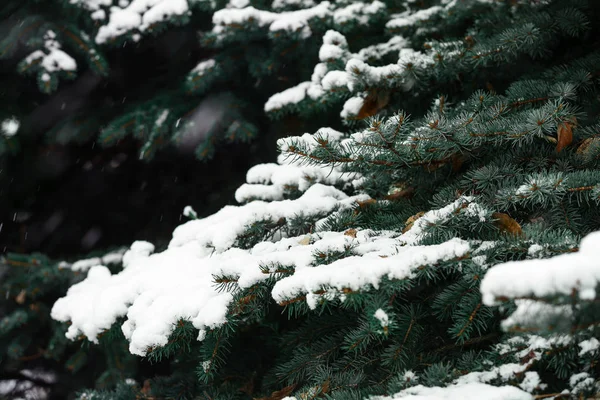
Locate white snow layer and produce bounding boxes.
[374,308,389,327]
[191,59,216,75]
[236,128,361,202]
[341,96,365,119]
[227,0,249,8]
[264,29,431,114]
[51,134,473,355]
[499,299,571,331]
[24,31,77,74]
[481,231,600,305]
[385,0,489,31]
[63,248,127,272]
[370,383,531,400]
[171,183,366,253]
[264,81,312,112]
[1,117,19,137]
[212,2,330,39]
[332,2,386,26]
[95,0,189,44]
[449,334,573,395]
[386,6,444,30]
[578,337,599,356]
[183,205,198,219]
[52,227,469,356]
[51,193,471,356]
[51,117,481,354]
[213,1,384,41]
[264,0,491,114]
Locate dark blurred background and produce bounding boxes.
[0,22,315,258]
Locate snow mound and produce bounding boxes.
[370,382,531,400]
[481,231,600,305]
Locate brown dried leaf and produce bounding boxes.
[15,289,26,305]
[520,350,536,365]
[357,199,377,208]
[238,294,256,305]
[344,228,357,238]
[403,211,425,233]
[356,89,390,120]
[492,212,522,236]
[384,187,415,201]
[556,119,574,152]
[254,384,296,400]
[576,137,600,156]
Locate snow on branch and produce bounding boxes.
[58,248,127,272]
[272,236,469,308]
[94,0,190,44]
[480,231,600,305]
[371,333,580,399]
[236,127,362,202]
[370,382,532,400]
[235,156,360,202]
[212,1,386,42]
[386,6,444,31]
[51,164,481,357]
[479,231,600,396]
[52,176,367,354]
[331,1,386,27]
[212,1,330,40]
[264,29,431,117]
[23,30,77,74]
[171,183,366,252]
[51,221,469,355]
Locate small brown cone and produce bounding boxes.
[492,212,522,236]
[556,118,576,152]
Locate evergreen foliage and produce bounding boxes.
[0,0,317,162]
[0,249,138,398]
[3,0,600,399]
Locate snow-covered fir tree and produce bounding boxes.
[3,0,600,398]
